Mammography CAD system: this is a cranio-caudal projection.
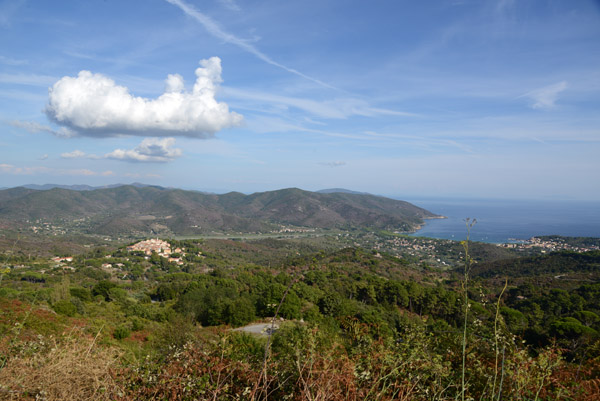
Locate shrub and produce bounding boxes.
[92,280,117,301]
[53,299,77,317]
[113,325,131,340]
[70,287,92,302]
[70,297,86,315]
[130,317,144,332]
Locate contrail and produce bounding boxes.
[165,0,337,90]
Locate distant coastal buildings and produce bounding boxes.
[497,237,600,253]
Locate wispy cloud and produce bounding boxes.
[0,163,113,176]
[217,0,241,12]
[523,81,568,109]
[319,161,346,168]
[363,131,474,153]
[165,0,336,90]
[246,115,366,139]
[10,120,75,138]
[0,0,26,28]
[124,172,163,179]
[495,0,515,13]
[0,55,27,65]
[223,87,416,119]
[0,72,57,86]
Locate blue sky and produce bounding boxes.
[1,0,599,200]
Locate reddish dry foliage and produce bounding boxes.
[546,355,600,401]
[291,352,358,401]
[124,330,149,344]
[0,333,122,401]
[117,346,260,400]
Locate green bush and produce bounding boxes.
[551,317,598,338]
[70,297,86,315]
[70,287,92,302]
[92,280,117,301]
[131,317,144,331]
[500,306,528,332]
[108,287,128,303]
[224,297,256,327]
[0,287,19,298]
[53,299,77,316]
[114,325,131,340]
[21,272,45,283]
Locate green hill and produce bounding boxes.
[0,185,440,237]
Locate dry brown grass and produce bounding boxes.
[0,331,122,401]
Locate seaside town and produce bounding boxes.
[498,236,600,253]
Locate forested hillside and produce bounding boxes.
[1,234,599,400]
[0,186,440,237]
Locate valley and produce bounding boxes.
[1,186,599,399]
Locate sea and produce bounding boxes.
[400,198,600,244]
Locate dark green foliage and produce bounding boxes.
[108,287,128,303]
[155,283,177,301]
[500,306,528,331]
[21,272,45,283]
[126,302,170,322]
[574,310,600,326]
[473,250,600,278]
[380,281,409,307]
[81,267,110,281]
[52,299,77,316]
[176,284,239,326]
[550,317,598,338]
[224,297,256,327]
[70,286,92,302]
[92,280,117,301]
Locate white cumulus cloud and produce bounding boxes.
[45,57,242,137]
[105,137,182,163]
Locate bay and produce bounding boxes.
[400,198,600,243]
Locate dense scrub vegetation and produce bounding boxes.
[1,235,599,400]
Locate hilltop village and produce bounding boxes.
[126,238,187,265]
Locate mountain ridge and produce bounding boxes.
[0,185,441,237]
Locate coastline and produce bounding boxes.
[406,198,600,244]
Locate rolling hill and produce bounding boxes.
[0,185,441,236]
